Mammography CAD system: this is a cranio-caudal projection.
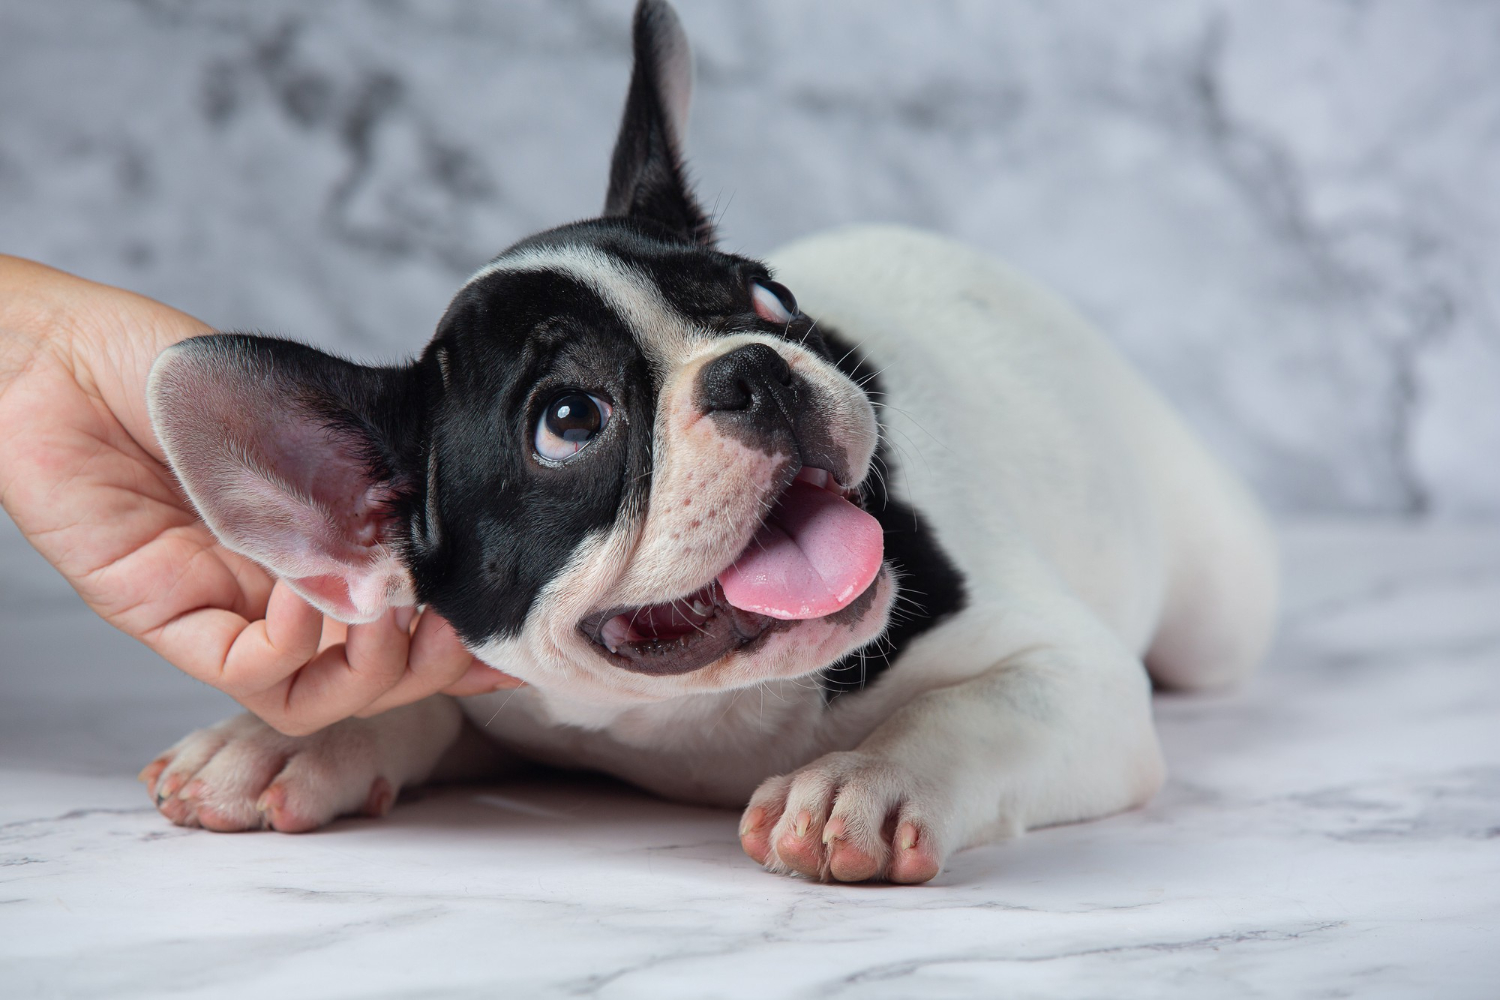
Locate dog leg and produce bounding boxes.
[740,637,1165,883]
[139,696,466,832]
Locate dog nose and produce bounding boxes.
[699,343,794,415]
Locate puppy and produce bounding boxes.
[142,0,1276,883]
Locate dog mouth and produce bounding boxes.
[578,580,777,676]
[579,466,885,675]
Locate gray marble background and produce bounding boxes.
[2,0,1497,516]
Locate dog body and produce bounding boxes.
[142,2,1275,883]
[460,223,1274,809]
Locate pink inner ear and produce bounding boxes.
[294,575,360,622]
[148,342,416,624]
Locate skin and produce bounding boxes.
[0,255,521,735]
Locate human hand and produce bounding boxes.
[0,256,521,735]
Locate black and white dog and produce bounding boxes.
[143,0,1276,883]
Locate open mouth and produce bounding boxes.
[579,466,886,675]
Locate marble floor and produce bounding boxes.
[1,516,1497,999]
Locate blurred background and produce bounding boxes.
[2,0,1497,517]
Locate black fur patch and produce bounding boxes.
[409,265,657,646]
[813,326,969,700]
[603,0,714,246]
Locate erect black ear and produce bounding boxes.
[147,335,426,624]
[603,0,714,246]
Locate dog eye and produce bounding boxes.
[534,391,612,462]
[751,280,798,324]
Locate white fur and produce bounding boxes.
[473,226,1275,846]
[463,245,698,371]
[152,227,1276,879]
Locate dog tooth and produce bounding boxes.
[600,614,632,654]
[691,600,710,617]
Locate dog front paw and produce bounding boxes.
[138,713,396,833]
[739,751,947,884]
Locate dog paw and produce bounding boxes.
[739,751,947,884]
[138,713,397,833]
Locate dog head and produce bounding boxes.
[148,0,893,703]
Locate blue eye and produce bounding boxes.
[535,392,612,461]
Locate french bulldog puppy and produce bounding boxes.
[141,0,1277,883]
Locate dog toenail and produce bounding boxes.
[793,811,811,838]
[363,778,394,817]
[739,807,765,837]
[898,823,918,850]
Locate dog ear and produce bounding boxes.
[603,0,713,246]
[148,335,425,624]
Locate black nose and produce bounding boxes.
[699,343,794,415]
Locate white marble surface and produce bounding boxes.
[2,1,1498,515]
[2,514,1497,998]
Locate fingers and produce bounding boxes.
[242,605,414,736]
[441,658,526,698]
[355,610,521,717]
[147,581,521,737]
[316,616,348,653]
[148,578,323,700]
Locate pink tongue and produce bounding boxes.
[718,480,884,620]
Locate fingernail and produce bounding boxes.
[393,606,416,632]
[478,666,524,690]
[740,807,765,837]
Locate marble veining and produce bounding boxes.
[1,516,1497,997]
[1,1,1497,514]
